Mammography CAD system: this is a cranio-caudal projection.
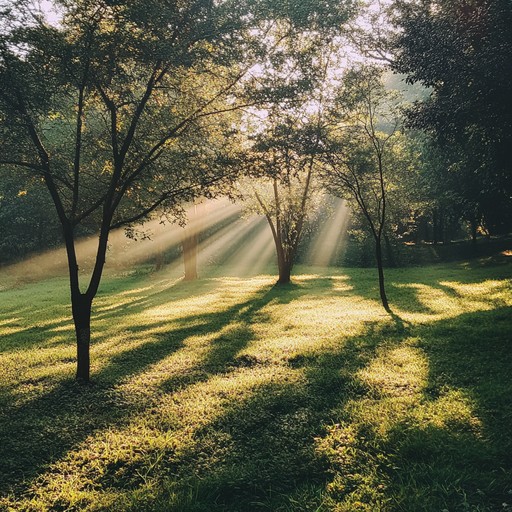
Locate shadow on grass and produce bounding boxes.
[0,277,302,496]
[379,307,512,511]
[95,281,296,388]
[1,268,511,511]
[114,306,511,512]
[112,316,407,512]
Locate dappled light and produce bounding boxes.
[391,277,512,323]
[1,261,511,510]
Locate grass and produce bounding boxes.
[0,257,511,511]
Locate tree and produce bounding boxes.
[181,201,203,281]
[321,66,412,311]
[240,99,326,284]
[391,0,512,236]
[0,0,353,382]
[238,31,351,285]
[0,0,250,383]
[243,115,323,284]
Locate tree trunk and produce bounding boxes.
[72,292,92,383]
[432,209,438,245]
[182,231,198,281]
[154,243,165,271]
[273,235,292,285]
[384,233,396,268]
[277,257,292,284]
[64,219,109,383]
[375,237,390,311]
[470,218,478,245]
[439,208,446,244]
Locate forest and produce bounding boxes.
[0,0,511,510]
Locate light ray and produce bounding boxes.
[114,199,241,265]
[1,199,241,283]
[197,216,261,271]
[306,198,350,267]
[223,218,275,276]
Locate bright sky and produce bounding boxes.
[38,0,391,30]
[39,0,61,25]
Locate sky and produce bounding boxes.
[39,0,61,25]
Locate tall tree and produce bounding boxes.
[243,113,323,284]
[321,66,412,311]
[0,0,247,383]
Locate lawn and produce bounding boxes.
[0,258,511,511]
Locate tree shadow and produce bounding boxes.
[82,314,404,512]
[156,281,315,393]
[95,283,287,388]
[325,264,510,318]
[1,267,511,511]
[81,308,510,511]
[0,277,303,498]
[378,307,512,511]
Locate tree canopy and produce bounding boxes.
[391,0,512,235]
[0,0,355,381]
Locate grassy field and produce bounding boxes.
[0,258,511,511]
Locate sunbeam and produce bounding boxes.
[223,217,275,276]
[1,199,241,283]
[306,197,350,267]
[1,196,351,285]
[197,216,261,270]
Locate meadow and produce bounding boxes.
[0,258,511,511]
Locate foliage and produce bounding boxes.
[391,0,512,235]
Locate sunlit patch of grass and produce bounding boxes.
[0,261,511,511]
[357,343,428,398]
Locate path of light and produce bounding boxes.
[2,197,351,282]
[224,218,275,276]
[306,198,350,267]
[119,199,241,264]
[2,199,241,281]
[196,216,262,270]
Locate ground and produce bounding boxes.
[0,258,511,511]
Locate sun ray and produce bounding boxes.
[306,197,350,267]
